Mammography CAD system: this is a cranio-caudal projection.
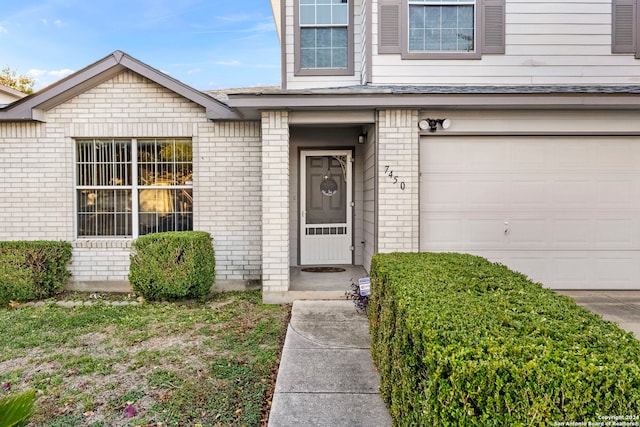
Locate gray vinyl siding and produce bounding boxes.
[370,0,640,86]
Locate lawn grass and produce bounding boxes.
[0,290,290,427]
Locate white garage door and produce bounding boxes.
[420,136,640,289]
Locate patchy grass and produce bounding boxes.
[0,291,290,427]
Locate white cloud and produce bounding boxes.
[214,60,241,66]
[0,26,8,34]
[27,69,46,78]
[216,13,253,23]
[40,18,65,28]
[187,68,202,75]
[49,68,73,77]
[28,68,75,89]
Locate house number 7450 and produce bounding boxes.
[384,165,405,190]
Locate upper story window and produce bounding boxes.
[408,0,475,53]
[76,138,193,238]
[379,0,505,59]
[296,0,354,75]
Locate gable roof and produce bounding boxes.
[0,84,27,107]
[0,50,241,122]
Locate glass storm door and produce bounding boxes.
[300,150,352,265]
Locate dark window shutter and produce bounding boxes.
[612,0,636,54]
[482,0,505,54]
[379,0,402,54]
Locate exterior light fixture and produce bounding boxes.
[358,133,367,144]
[419,118,451,132]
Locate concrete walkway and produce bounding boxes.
[267,292,640,426]
[268,300,392,427]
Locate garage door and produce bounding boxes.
[420,136,640,289]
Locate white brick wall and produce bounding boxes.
[376,109,420,253]
[0,70,262,291]
[196,121,262,288]
[261,111,290,294]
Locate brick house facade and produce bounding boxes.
[4,0,640,301]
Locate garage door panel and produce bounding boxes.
[597,180,634,207]
[507,219,548,246]
[595,255,639,285]
[506,255,549,284]
[469,219,504,245]
[422,213,639,250]
[597,141,640,167]
[510,180,549,206]
[595,219,635,246]
[420,136,640,290]
[551,256,590,282]
[510,144,548,170]
[460,251,640,290]
[421,217,504,250]
[423,140,467,170]
[469,180,506,207]
[553,141,592,169]
[420,177,465,208]
[421,218,462,247]
[551,219,592,247]
[553,180,593,207]
[469,142,507,170]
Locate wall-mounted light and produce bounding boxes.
[358,133,367,144]
[419,118,451,133]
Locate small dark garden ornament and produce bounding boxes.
[346,277,370,314]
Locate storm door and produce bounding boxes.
[300,150,353,264]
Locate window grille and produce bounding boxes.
[76,138,193,237]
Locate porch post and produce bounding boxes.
[261,110,290,299]
[376,109,420,253]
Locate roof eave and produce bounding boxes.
[225,92,640,119]
[0,50,242,122]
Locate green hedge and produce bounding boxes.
[129,231,215,301]
[368,252,640,426]
[0,241,72,306]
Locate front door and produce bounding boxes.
[300,150,352,265]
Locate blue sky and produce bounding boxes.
[0,0,281,91]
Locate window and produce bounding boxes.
[409,0,475,53]
[612,0,639,58]
[378,0,504,59]
[76,138,193,237]
[296,0,354,75]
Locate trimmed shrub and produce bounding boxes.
[0,241,72,306]
[129,231,215,301]
[369,252,640,426]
